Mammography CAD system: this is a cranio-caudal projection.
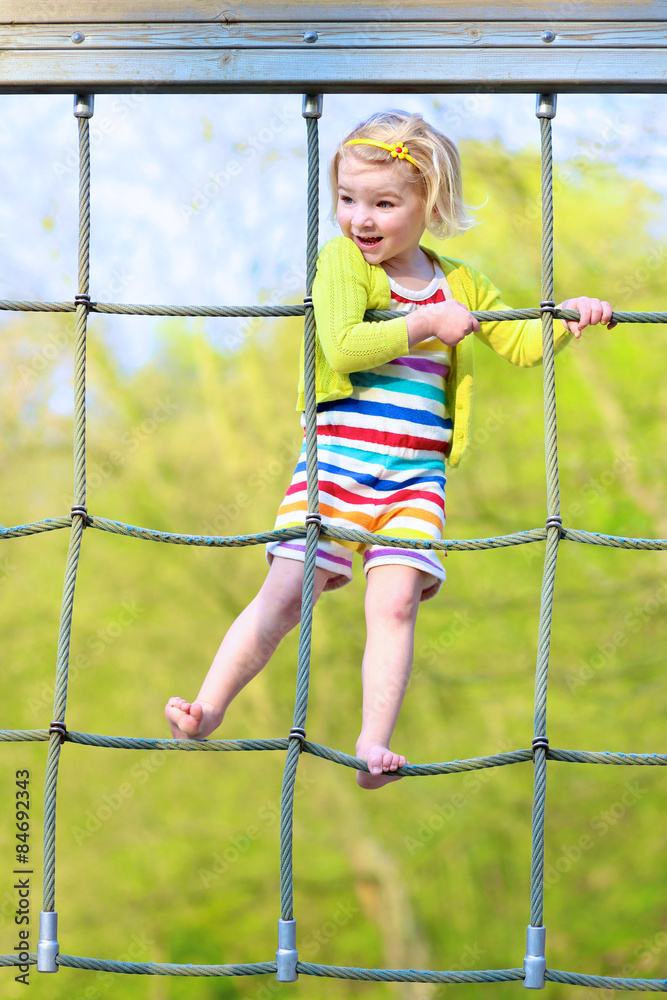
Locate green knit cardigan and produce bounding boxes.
[297,236,571,468]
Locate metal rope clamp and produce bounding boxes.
[523,923,546,989]
[305,512,322,534]
[37,910,59,973]
[74,293,91,312]
[71,504,88,529]
[532,735,549,757]
[276,917,298,981]
[49,721,67,744]
[544,515,563,538]
[303,294,313,309]
[288,726,306,752]
[539,300,556,315]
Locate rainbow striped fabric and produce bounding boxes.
[266,266,452,601]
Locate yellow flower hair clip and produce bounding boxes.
[344,139,420,170]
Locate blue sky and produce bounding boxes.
[1,91,665,372]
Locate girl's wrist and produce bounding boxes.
[406,308,431,347]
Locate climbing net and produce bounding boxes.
[2,91,667,990]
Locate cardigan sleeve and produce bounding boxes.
[463,264,572,367]
[312,237,409,374]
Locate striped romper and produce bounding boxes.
[266,263,453,601]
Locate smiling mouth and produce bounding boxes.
[355,235,383,248]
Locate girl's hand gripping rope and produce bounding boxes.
[406,299,480,348]
[558,296,616,338]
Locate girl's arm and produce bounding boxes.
[462,265,612,366]
[467,267,570,367]
[312,237,408,374]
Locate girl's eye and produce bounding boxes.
[378,201,393,209]
[340,196,354,204]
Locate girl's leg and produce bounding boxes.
[166,556,331,739]
[356,564,429,790]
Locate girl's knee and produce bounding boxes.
[261,558,330,624]
[368,588,421,626]
[365,567,427,624]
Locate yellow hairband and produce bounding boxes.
[344,139,420,170]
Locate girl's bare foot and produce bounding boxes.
[165,697,221,740]
[356,742,407,790]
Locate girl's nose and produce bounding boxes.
[352,207,373,229]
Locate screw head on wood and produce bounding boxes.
[303,30,319,43]
[71,31,85,44]
[541,29,556,43]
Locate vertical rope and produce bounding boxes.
[529,101,560,930]
[42,105,92,912]
[279,102,322,920]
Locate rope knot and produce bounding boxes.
[71,504,88,528]
[532,736,549,756]
[49,721,67,743]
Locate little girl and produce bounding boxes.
[166,111,613,789]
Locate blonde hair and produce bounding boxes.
[329,110,473,240]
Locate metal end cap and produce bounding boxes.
[73,94,95,118]
[535,93,557,120]
[302,94,323,119]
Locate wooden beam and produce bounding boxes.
[2,0,666,22]
[2,22,667,50]
[1,48,665,93]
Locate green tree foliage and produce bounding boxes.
[1,142,667,1000]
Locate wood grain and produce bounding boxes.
[2,22,666,49]
[2,0,665,23]
[0,48,665,93]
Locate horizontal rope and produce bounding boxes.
[3,731,665,770]
[302,744,533,774]
[95,304,304,318]
[548,749,667,765]
[4,516,667,553]
[561,528,667,550]
[2,954,665,988]
[297,964,525,983]
[0,517,71,538]
[369,308,667,325]
[1,297,666,325]
[57,956,277,976]
[545,970,667,991]
[82,517,307,547]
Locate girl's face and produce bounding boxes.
[336,154,427,268]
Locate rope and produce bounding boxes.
[2,93,666,989]
[2,297,665,324]
[279,107,322,922]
